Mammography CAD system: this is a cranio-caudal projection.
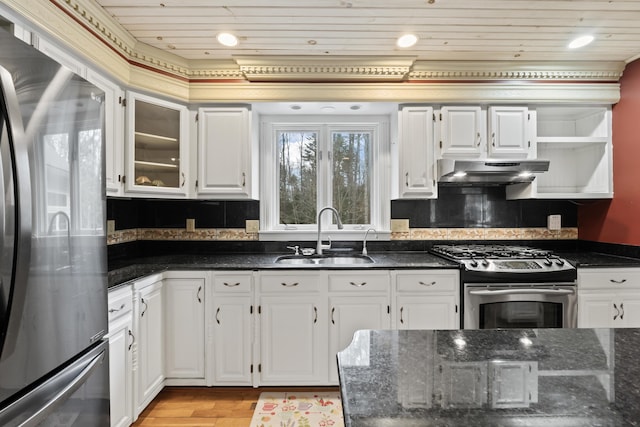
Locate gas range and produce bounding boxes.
[431,244,576,282]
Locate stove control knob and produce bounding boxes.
[544,258,553,266]
[470,259,478,267]
[481,259,490,267]
[555,258,565,266]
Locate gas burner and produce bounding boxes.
[431,244,555,260]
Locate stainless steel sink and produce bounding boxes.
[275,255,374,265]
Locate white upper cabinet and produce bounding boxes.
[439,106,484,157]
[507,105,612,199]
[439,106,531,159]
[86,70,125,196]
[196,107,251,199]
[398,105,436,198]
[125,92,190,197]
[487,106,531,157]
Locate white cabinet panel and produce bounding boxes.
[578,268,640,327]
[134,278,164,418]
[398,106,436,198]
[328,296,390,384]
[488,106,530,157]
[211,296,254,385]
[259,295,327,385]
[197,107,251,198]
[439,106,484,157]
[397,296,458,330]
[108,286,133,427]
[164,277,205,381]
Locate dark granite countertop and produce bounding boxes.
[338,328,640,427]
[559,251,640,268]
[107,251,457,288]
[107,249,640,289]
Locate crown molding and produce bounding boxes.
[409,60,626,81]
[234,55,416,82]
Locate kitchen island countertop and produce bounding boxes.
[338,328,640,426]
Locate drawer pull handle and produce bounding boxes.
[610,279,627,284]
[223,282,240,287]
[281,282,299,287]
[419,281,436,287]
[614,303,620,320]
[128,330,135,351]
[141,298,148,317]
[350,281,366,287]
[197,286,202,303]
[400,307,404,324]
[621,303,625,320]
[331,307,336,325]
[216,307,221,324]
[109,303,125,313]
[314,306,318,324]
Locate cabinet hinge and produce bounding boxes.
[258,305,261,314]
[195,179,199,188]
[387,305,390,314]
[259,364,262,372]
[455,304,458,313]
[120,97,126,107]
[122,175,126,184]
[439,113,442,121]
[195,113,199,122]
[250,364,253,373]
[250,305,253,314]
[528,113,530,121]
[439,141,443,149]
[528,140,531,148]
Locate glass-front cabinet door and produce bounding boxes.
[125,92,189,196]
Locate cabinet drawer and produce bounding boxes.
[396,271,458,293]
[328,272,390,292]
[213,273,252,293]
[579,268,640,290]
[108,285,133,323]
[259,272,321,293]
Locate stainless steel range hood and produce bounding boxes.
[437,158,550,184]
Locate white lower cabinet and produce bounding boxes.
[327,271,391,384]
[393,270,460,329]
[257,271,328,385]
[107,285,134,427]
[209,272,254,386]
[578,268,640,327]
[133,275,164,419]
[163,272,206,384]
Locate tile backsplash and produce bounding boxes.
[107,186,577,261]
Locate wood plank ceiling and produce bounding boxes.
[92,0,640,63]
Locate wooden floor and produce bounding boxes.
[132,386,339,426]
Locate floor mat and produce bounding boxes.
[249,391,345,427]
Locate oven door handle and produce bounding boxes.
[468,288,575,296]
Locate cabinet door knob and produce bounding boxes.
[128,330,135,351]
[281,282,299,287]
[215,307,221,324]
[197,286,202,303]
[349,281,366,287]
[331,307,336,325]
[400,307,404,324]
[313,306,318,324]
[405,172,409,187]
[141,298,148,317]
[610,279,627,284]
[613,303,620,320]
[242,172,246,187]
[223,282,240,287]
[419,281,436,287]
[109,303,125,313]
[181,172,186,187]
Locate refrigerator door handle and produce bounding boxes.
[0,65,32,361]
[0,341,106,427]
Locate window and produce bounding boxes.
[260,115,390,240]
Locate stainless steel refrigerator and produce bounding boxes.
[0,17,109,427]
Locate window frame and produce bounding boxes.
[260,115,390,241]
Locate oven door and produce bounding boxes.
[463,283,577,329]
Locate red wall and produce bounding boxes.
[579,59,640,244]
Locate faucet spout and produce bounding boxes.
[316,207,343,255]
[362,228,378,256]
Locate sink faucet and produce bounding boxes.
[316,207,343,255]
[362,228,378,256]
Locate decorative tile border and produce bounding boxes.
[108,227,577,245]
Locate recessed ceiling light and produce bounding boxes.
[568,35,594,49]
[217,32,238,47]
[397,34,418,48]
